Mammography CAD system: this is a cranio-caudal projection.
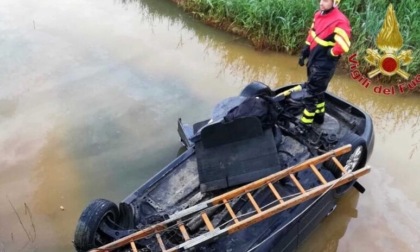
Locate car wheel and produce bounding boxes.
[74,199,119,251]
[240,81,274,97]
[323,133,367,197]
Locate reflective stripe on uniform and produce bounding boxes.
[301,116,314,124]
[315,102,325,114]
[303,109,316,118]
[334,34,350,52]
[301,108,315,124]
[334,27,351,45]
[310,31,335,47]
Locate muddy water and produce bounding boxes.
[0,0,419,251]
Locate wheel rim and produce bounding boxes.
[344,146,363,173]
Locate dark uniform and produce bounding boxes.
[299,6,351,126]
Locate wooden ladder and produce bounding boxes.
[90,144,370,252]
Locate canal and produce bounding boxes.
[0,0,419,251]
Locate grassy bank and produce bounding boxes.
[173,0,420,89]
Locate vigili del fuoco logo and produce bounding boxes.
[348,4,419,95]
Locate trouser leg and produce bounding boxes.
[301,90,319,126]
[300,64,335,126]
[314,94,326,124]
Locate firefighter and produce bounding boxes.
[297,0,351,132]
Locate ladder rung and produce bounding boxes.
[130,241,138,252]
[201,212,214,231]
[331,156,347,174]
[267,182,284,203]
[155,233,166,252]
[246,192,261,213]
[309,164,327,184]
[177,221,190,241]
[223,199,239,223]
[289,174,306,194]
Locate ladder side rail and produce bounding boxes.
[169,145,351,221]
[226,167,370,234]
[173,166,371,251]
[91,145,353,251]
[210,145,351,205]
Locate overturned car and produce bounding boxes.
[73,82,374,252]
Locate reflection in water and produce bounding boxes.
[125,0,302,91]
[0,0,419,251]
[30,130,86,251]
[296,190,360,252]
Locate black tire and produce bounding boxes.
[240,81,274,97]
[323,133,367,196]
[74,199,119,252]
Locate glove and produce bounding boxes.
[298,45,310,67]
[301,45,310,58]
[298,56,306,66]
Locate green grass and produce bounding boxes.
[176,0,420,82]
